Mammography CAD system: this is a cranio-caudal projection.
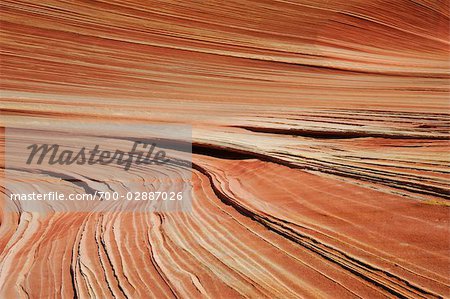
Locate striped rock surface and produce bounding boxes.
[1,0,449,298]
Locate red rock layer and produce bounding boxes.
[0,0,449,298]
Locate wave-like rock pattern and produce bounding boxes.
[1,0,449,298]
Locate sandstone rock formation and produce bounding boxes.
[0,0,449,298]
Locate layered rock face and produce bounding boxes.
[0,0,449,298]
